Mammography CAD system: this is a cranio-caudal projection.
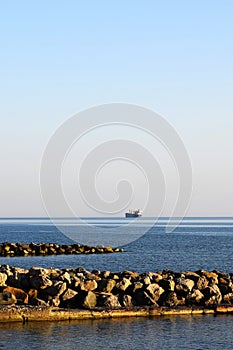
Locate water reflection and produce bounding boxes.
[0,315,233,350]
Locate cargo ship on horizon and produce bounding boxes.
[125,209,142,218]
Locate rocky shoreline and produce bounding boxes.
[1,265,233,322]
[0,242,123,257]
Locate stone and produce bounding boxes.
[146,283,164,302]
[196,276,209,290]
[60,289,78,308]
[28,289,38,300]
[223,293,233,304]
[175,278,194,294]
[30,297,48,306]
[3,286,28,304]
[0,292,16,305]
[159,278,175,291]
[80,279,98,292]
[0,272,7,287]
[82,291,97,309]
[115,278,131,291]
[97,279,116,293]
[29,268,53,289]
[43,281,67,297]
[119,294,134,308]
[199,270,218,285]
[133,290,158,306]
[202,285,222,307]
[186,289,204,305]
[159,291,184,307]
[98,293,121,309]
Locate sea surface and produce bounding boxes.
[1,217,233,350]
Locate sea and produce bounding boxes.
[1,217,233,350]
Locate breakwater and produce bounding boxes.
[0,242,123,257]
[1,265,233,322]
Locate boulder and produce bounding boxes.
[159,278,175,291]
[119,294,134,308]
[60,289,78,308]
[175,278,194,294]
[97,279,116,293]
[202,285,222,307]
[0,292,16,305]
[80,279,98,292]
[146,283,164,302]
[133,290,158,306]
[0,272,7,287]
[98,293,121,309]
[79,291,97,309]
[159,291,185,307]
[186,289,204,305]
[43,281,67,297]
[196,276,209,290]
[3,286,28,304]
[115,278,131,292]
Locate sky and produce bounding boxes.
[0,1,233,217]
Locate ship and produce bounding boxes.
[125,209,142,218]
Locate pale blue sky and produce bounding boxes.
[0,1,233,216]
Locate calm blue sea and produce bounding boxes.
[1,217,233,349]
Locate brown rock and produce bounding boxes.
[3,286,28,304]
[146,283,164,302]
[133,290,158,306]
[0,292,16,305]
[80,279,98,292]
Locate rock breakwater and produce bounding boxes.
[0,242,123,257]
[1,265,233,313]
